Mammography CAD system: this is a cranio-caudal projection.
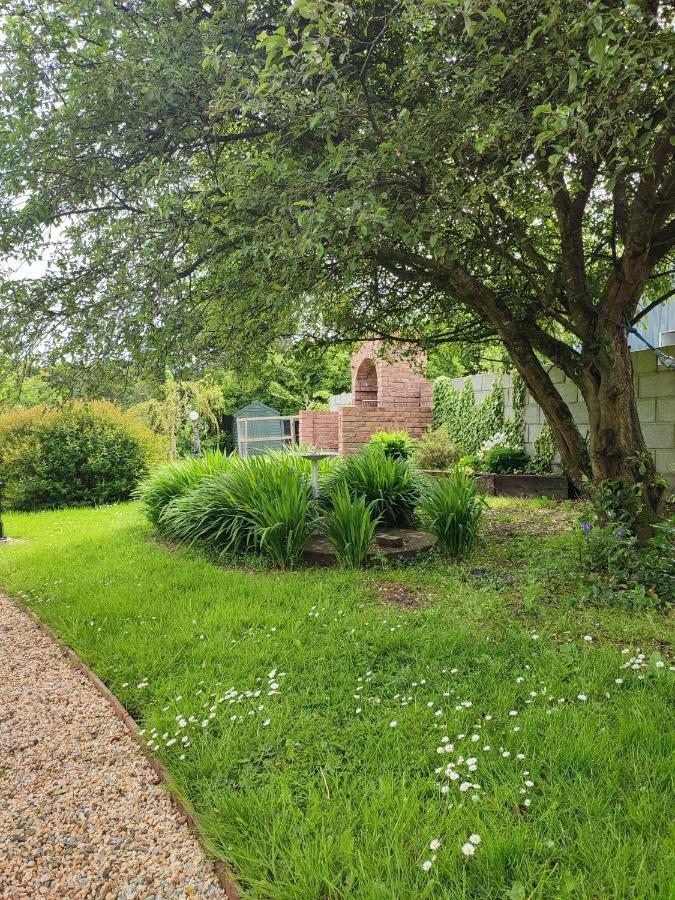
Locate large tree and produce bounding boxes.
[1,0,674,519]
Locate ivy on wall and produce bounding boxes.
[432,373,527,455]
[529,422,557,474]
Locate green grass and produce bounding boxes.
[0,501,673,899]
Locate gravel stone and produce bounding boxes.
[0,593,227,899]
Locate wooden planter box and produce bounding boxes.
[421,470,570,500]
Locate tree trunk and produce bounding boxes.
[497,328,589,488]
[577,325,666,534]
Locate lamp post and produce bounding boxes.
[188,409,201,458]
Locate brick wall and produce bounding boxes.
[351,339,428,407]
[339,405,432,455]
[298,410,340,451]
[445,346,675,483]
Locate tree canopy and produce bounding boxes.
[1,0,673,507]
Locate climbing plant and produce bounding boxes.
[529,422,558,475]
[433,373,526,456]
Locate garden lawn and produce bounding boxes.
[0,501,673,899]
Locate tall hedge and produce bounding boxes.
[0,401,164,510]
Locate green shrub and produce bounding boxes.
[135,450,232,527]
[367,431,416,460]
[580,516,675,608]
[420,470,484,557]
[325,451,421,528]
[0,401,163,511]
[481,444,529,474]
[414,426,460,471]
[322,484,380,568]
[457,454,479,471]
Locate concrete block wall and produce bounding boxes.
[445,346,675,479]
[298,410,340,450]
[339,406,432,455]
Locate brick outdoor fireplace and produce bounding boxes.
[299,340,433,454]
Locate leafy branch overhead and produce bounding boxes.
[0,0,673,515]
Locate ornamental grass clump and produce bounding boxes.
[135,449,232,527]
[325,450,421,528]
[158,473,245,552]
[420,469,484,558]
[322,485,380,568]
[225,456,315,570]
[159,455,315,569]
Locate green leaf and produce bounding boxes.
[505,884,526,900]
[568,68,577,92]
[486,6,506,24]
[588,36,607,65]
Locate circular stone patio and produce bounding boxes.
[303,529,437,566]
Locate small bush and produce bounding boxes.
[580,516,675,608]
[135,450,232,527]
[420,470,484,557]
[322,485,380,568]
[367,431,416,460]
[325,451,421,528]
[0,402,162,511]
[457,454,479,471]
[480,444,529,474]
[414,426,460,471]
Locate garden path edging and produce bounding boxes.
[0,591,241,900]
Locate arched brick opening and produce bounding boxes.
[354,359,378,405]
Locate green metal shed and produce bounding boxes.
[233,401,290,456]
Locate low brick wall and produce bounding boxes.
[339,405,432,454]
[298,410,340,450]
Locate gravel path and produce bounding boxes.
[0,593,229,899]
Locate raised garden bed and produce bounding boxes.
[421,470,570,500]
[303,528,437,567]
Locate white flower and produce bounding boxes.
[461,842,476,856]
[429,839,441,851]
[469,834,481,845]
[502,751,511,758]
[389,720,397,728]
[356,707,362,714]
[615,678,623,685]
[577,694,587,701]
[459,781,472,792]
[583,635,593,642]
[524,779,534,787]
[509,710,518,716]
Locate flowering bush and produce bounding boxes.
[0,402,163,510]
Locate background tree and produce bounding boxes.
[1,1,673,524]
